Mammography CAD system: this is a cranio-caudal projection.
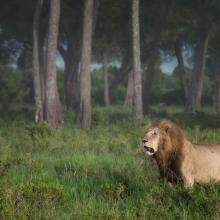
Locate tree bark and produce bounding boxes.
[174,39,188,106]
[59,1,83,110]
[124,69,134,108]
[102,49,110,106]
[109,52,132,102]
[65,58,80,109]
[187,31,209,113]
[143,46,158,113]
[79,0,94,129]
[45,0,63,126]
[213,57,220,113]
[33,0,44,123]
[59,39,80,109]
[213,77,220,114]
[41,32,48,118]
[62,23,81,109]
[132,0,143,120]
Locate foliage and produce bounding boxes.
[0,65,32,111]
[91,66,126,105]
[150,67,213,106]
[1,106,220,219]
[0,63,214,112]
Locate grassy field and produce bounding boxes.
[1,106,220,219]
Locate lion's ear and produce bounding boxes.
[164,127,169,133]
[164,124,171,133]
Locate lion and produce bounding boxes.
[142,119,220,188]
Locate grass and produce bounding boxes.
[0,105,220,219]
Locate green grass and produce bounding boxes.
[1,105,220,219]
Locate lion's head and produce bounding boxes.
[142,119,184,158]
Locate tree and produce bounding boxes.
[143,42,159,113]
[33,0,44,123]
[45,0,63,126]
[124,69,134,108]
[140,0,168,113]
[79,0,94,128]
[174,38,189,106]
[94,0,132,104]
[178,0,220,112]
[132,0,143,120]
[213,57,220,113]
[109,50,132,102]
[206,29,220,113]
[187,30,209,112]
[102,49,110,106]
[59,0,83,109]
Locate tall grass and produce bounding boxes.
[0,106,220,219]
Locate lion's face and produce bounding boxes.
[142,128,160,155]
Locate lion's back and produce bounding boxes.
[192,144,220,183]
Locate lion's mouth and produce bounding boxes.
[144,146,156,155]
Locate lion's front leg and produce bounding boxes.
[179,143,195,188]
[180,158,194,188]
[182,175,194,188]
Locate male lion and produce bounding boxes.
[142,119,220,188]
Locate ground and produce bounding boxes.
[0,105,220,219]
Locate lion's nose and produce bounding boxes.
[142,139,148,144]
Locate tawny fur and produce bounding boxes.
[143,119,220,188]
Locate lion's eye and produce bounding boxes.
[153,131,157,136]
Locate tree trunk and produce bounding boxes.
[58,44,69,107]
[174,39,188,106]
[62,25,81,109]
[66,59,79,109]
[131,0,143,120]
[59,1,83,110]
[45,0,63,126]
[187,31,209,113]
[213,77,220,114]
[41,32,48,118]
[102,49,110,106]
[213,57,220,113]
[59,42,80,110]
[124,69,134,108]
[79,0,94,129]
[60,0,98,112]
[33,0,44,123]
[109,50,132,102]
[143,47,158,113]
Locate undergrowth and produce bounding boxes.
[0,105,220,219]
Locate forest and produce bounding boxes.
[1,0,220,219]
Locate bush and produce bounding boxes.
[0,65,32,111]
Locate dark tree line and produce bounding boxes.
[1,0,220,127]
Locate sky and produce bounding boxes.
[160,59,177,74]
[57,54,178,75]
